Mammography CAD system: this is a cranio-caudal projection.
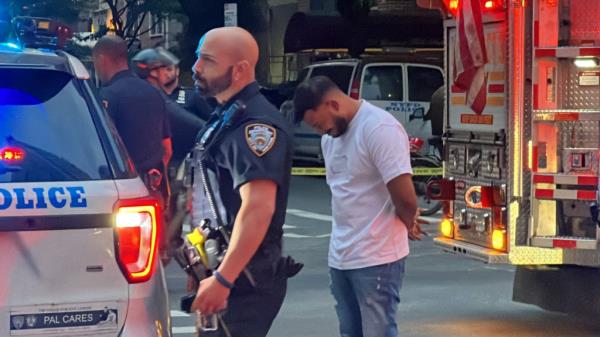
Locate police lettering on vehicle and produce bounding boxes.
[0,186,87,210]
[385,102,425,113]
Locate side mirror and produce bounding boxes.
[409,107,425,121]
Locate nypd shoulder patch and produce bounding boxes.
[245,123,276,157]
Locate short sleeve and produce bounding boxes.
[220,122,291,190]
[366,123,412,184]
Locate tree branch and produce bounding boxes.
[104,0,125,37]
[126,11,148,48]
[134,15,163,37]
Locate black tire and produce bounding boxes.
[412,156,443,216]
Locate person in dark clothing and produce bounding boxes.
[132,47,206,165]
[188,27,299,337]
[170,85,215,122]
[131,47,207,260]
[92,35,172,256]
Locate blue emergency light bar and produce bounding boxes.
[0,9,23,51]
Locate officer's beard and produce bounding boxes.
[196,66,233,98]
[163,78,178,94]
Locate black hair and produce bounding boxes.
[292,75,340,124]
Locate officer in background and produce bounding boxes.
[188,27,299,337]
[131,47,207,261]
[170,79,215,122]
[131,47,206,166]
[92,35,172,252]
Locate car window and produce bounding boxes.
[309,65,355,93]
[408,66,444,101]
[297,67,309,82]
[0,69,111,182]
[361,65,403,101]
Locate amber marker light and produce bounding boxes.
[441,218,454,238]
[492,229,507,251]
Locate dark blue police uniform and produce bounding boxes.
[192,81,293,337]
[100,70,171,174]
[161,90,205,166]
[169,86,214,121]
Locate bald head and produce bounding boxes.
[192,27,259,102]
[92,35,129,84]
[200,27,259,69]
[93,35,128,63]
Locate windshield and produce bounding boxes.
[0,69,111,182]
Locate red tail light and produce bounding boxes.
[443,0,459,15]
[113,197,160,283]
[443,0,503,16]
[350,79,360,99]
[1,147,25,163]
[483,0,503,10]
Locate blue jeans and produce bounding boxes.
[330,258,406,337]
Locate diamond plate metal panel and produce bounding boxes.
[560,61,600,110]
[569,0,600,45]
[559,121,600,149]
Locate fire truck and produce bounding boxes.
[418,0,600,316]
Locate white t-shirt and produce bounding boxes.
[322,101,412,270]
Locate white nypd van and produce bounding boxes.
[0,39,171,336]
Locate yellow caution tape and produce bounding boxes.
[292,167,326,176]
[292,166,443,176]
[412,167,444,176]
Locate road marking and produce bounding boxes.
[315,233,331,238]
[284,233,313,238]
[287,209,332,222]
[283,224,297,229]
[171,310,190,317]
[173,326,196,334]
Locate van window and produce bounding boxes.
[408,66,444,101]
[309,65,355,93]
[297,67,310,83]
[361,65,403,101]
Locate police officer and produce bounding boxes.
[131,47,211,260]
[170,83,215,122]
[136,47,214,122]
[188,27,299,337]
[92,35,172,251]
[131,47,206,166]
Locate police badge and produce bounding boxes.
[245,123,276,157]
[11,315,25,330]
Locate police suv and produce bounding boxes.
[0,35,171,336]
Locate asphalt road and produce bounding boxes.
[166,176,600,337]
